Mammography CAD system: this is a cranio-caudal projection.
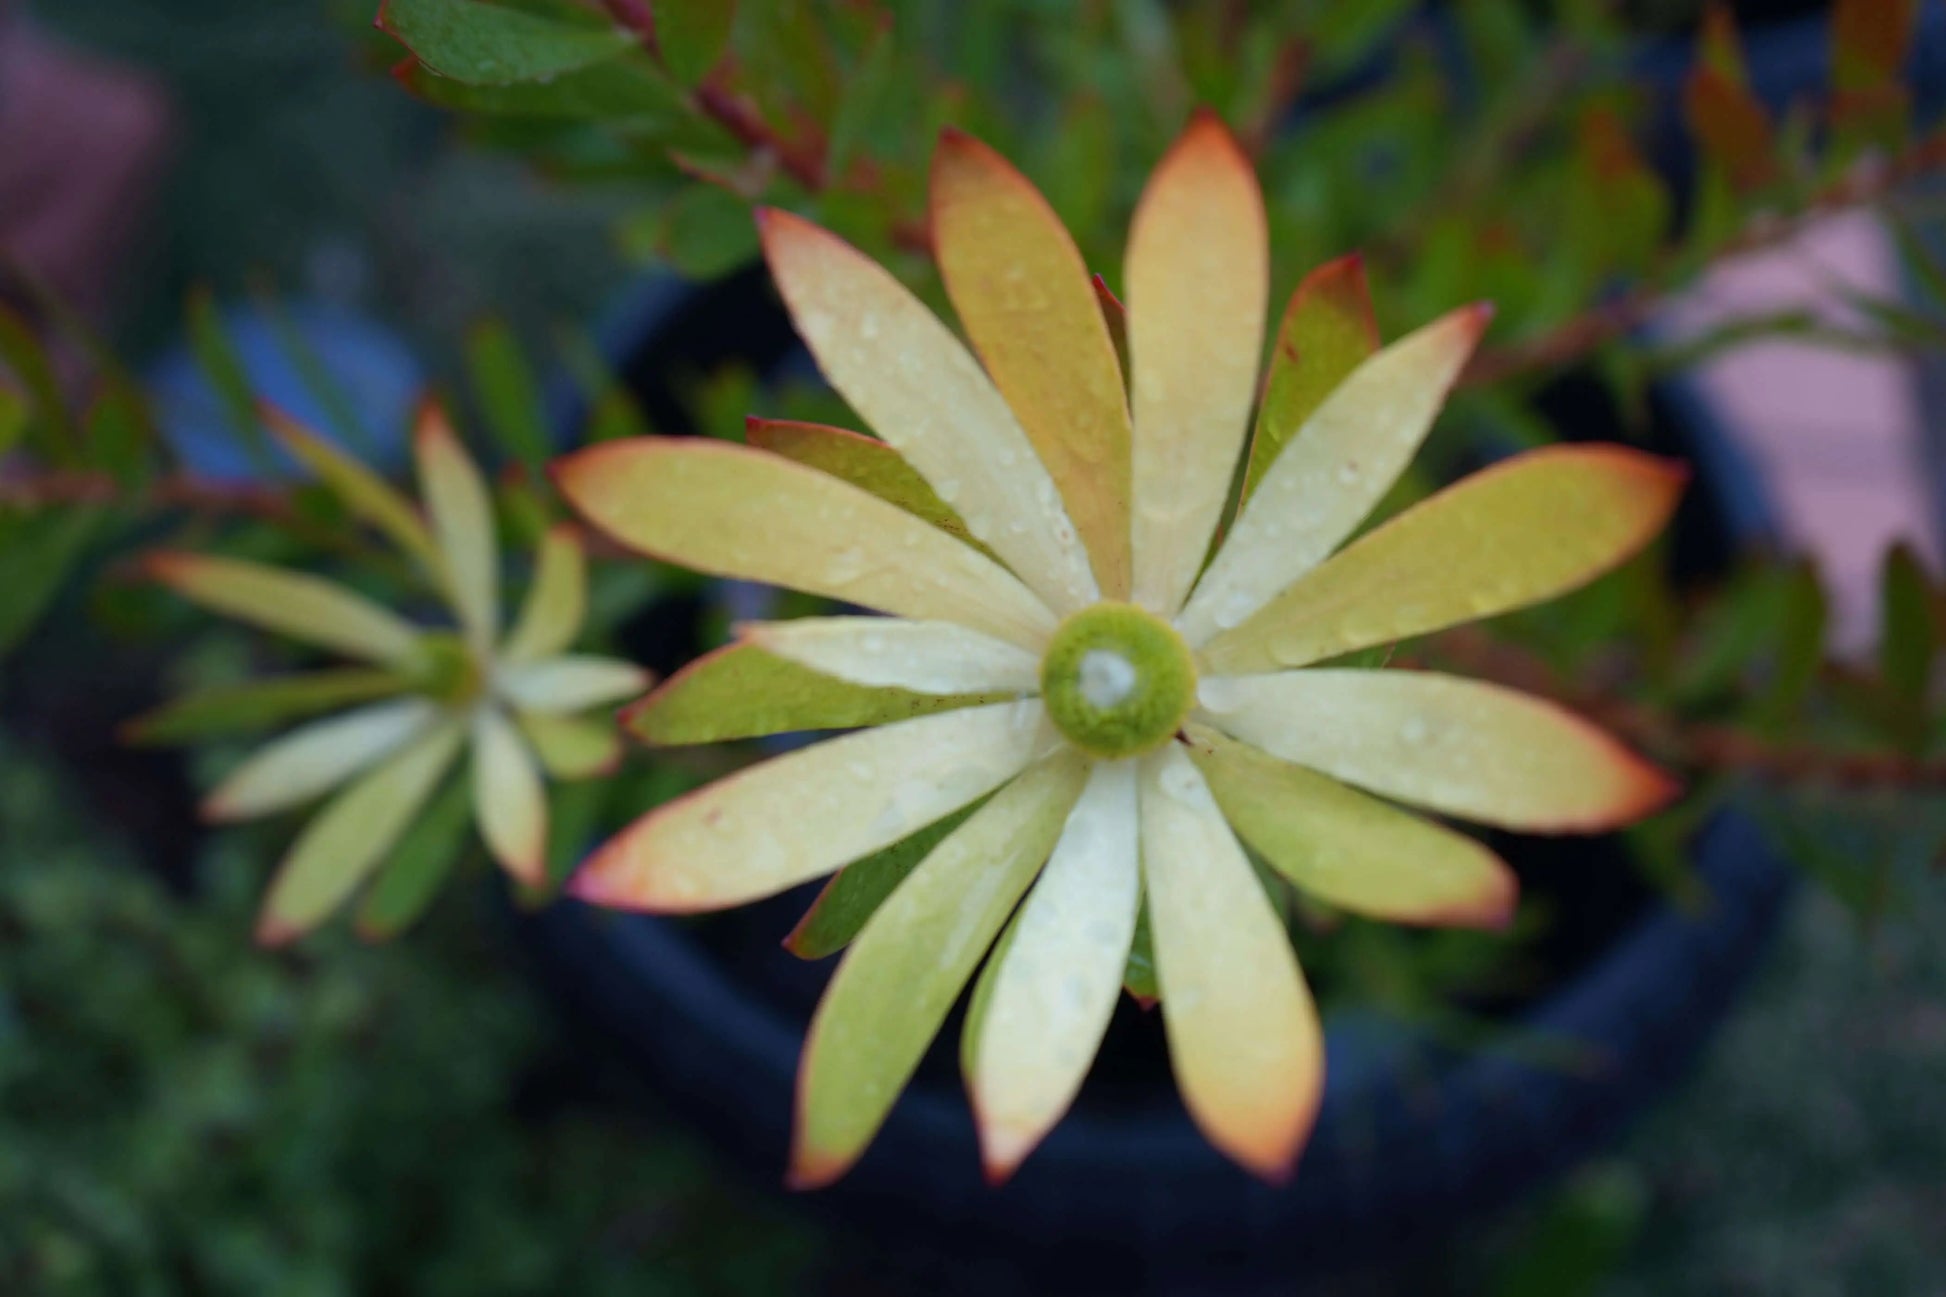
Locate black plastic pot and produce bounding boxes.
[515,261,1791,1292]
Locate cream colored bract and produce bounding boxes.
[558,115,1683,1187]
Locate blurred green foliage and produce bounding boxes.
[0,738,818,1295]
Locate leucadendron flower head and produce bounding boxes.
[141,406,646,945]
[555,113,1682,1188]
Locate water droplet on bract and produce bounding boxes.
[848,760,875,781]
[997,445,1018,467]
[1399,716,1430,746]
[862,633,887,655]
[1197,677,1243,712]
[860,312,880,340]
[1212,589,1255,631]
[1336,461,1361,485]
[828,547,869,583]
[1158,760,1203,803]
[935,477,961,503]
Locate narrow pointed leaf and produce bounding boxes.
[502,525,587,663]
[147,552,422,664]
[1240,254,1381,501]
[415,406,499,654]
[204,699,437,822]
[758,207,1098,615]
[472,707,549,884]
[1198,670,1676,832]
[932,128,1133,599]
[784,799,987,960]
[1140,745,1322,1182]
[790,752,1088,1189]
[268,409,444,579]
[257,719,465,945]
[622,642,1002,746]
[555,438,1057,648]
[465,319,551,470]
[1188,724,1517,929]
[128,669,407,746]
[971,761,1140,1181]
[497,655,649,713]
[517,709,622,779]
[1126,112,1268,616]
[654,0,737,86]
[355,776,475,940]
[1180,305,1489,647]
[1201,446,1686,674]
[377,0,635,86]
[742,616,1041,695]
[743,418,993,559]
[572,700,1056,913]
[186,289,273,476]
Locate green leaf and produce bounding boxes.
[659,185,762,280]
[84,390,153,487]
[1122,896,1158,1005]
[355,776,477,940]
[1879,541,1935,753]
[0,386,25,456]
[0,307,73,463]
[825,24,892,184]
[1755,559,1827,734]
[1241,253,1380,501]
[655,0,737,87]
[392,51,695,127]
[465,319,551,470]
[742,417,995,559]
[0,507,102,654]
[125,670,408,745]
[378,0,636,86]
[959,903,1024,1079]
[1487,1165,1649,1297]
[267,410,445,581]
[622,642,1004,746]
[783,798,987,959]
[186,289,274,477]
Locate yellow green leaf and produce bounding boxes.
[147,552,423,665]
[554,437,1057,649]
[415,405,500,654]
[124,669,406,745]
[758,207,1098,615]
[931,128,1133,599]
[789,751,1087,1189]
[1200,445,1687,674]
[743,418,993,559]
[1179,305,1488,649]
[969,760,1139,1182]
[502,525,587,663]
[622,642,1003,746]
[256,719,466,945]
[1240,253,1380,501]
[268,408,443,580]
[1139,744,1321,1183]
[571,701,1057,913]
[1187,724,1516,929]
[204,699,437,822]
[1125,112,1267,615]
[1198,670,1676,832]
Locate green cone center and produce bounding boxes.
[1040,602,1196,759]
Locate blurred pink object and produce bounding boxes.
[1658,210,1940,654]
[0,6,174,321]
